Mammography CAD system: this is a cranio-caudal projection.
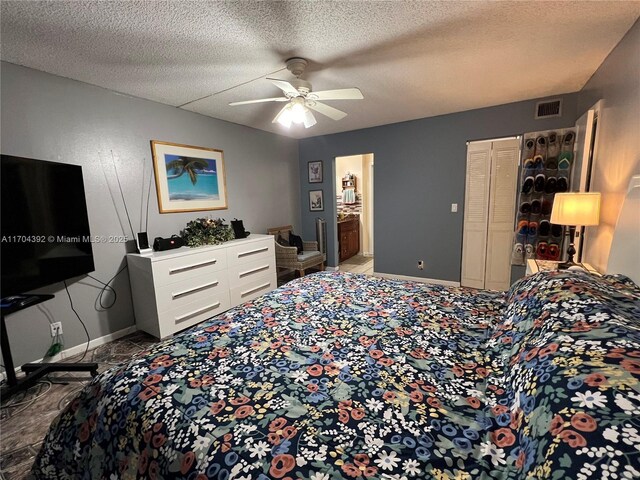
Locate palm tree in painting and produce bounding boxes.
[166,157,209,185]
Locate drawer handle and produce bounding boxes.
[172,280,219,299]
[237,247,268,258]
[175,302,221,324]
[239,265,270,278]
[241,282,271,298]
[169,259,217,274]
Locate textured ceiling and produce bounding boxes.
[1,1,639,139]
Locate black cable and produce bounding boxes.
[86,265,127,310]
[86,273,116,309]
[63,280,91,362]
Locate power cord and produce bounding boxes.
[86,265,127,309]
[63,280,91,362]
[43,267,127,360]
[0,381,52,411]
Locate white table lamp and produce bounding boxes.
[550,192,601,269]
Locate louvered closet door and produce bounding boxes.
[461,142,491,288]
[485,139,520,290]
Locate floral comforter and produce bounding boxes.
[32,271,640,479]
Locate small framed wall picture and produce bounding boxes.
[308,160,323,183]
[309,190,324,211]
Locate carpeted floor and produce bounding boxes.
[0,331,157,480]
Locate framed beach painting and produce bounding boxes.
[151,141,227,213]
[309,189,324,211]
[308,160,323,183]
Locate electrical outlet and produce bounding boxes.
[417,260,424,270]
[50,322,63,337]
[451,203,458,213]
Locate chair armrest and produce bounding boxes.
[275,242,299,260]
[275,242,297,253]
[303,240,318,251]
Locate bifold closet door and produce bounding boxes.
[461,142,491,289]
[461,138,519,290]
[484,139,520,290]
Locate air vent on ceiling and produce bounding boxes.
[535,99,562,119]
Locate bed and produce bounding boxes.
[32,270,640,479]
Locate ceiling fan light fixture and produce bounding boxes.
[234,58,363,130]
[302,109,317,129]
[290,98,307,124]
[274,104,294,128]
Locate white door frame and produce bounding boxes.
[573,100,602,260]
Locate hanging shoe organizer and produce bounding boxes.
[511,128,576,266]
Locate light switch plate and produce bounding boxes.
[451,203,458,213]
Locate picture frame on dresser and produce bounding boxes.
[308,160,323,183]
[151,140,228,213]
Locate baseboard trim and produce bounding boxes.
[0,325,137,383]
[373,272,460,287]
[58,325,137,359]
[325,266,340,271]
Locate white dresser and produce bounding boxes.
[126,234,277,338]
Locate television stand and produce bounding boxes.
[1,294,98,400]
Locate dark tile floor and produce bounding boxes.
[0,331,157,480]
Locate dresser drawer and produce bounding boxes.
[159,292,230,337]
[153,249,227,286]
[226,238,274,266]
[230,274,276,306]
[156,272,228,313]
[227,256,276,288]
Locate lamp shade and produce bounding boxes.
[550,192,601,226]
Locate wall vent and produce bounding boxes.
[535,99,562,119]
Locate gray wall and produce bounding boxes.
[1,62,299,367]
[577,19,640,274]
[299,94,579,282]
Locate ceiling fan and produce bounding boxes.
[229,57,363,129]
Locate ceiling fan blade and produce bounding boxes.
[309,88,363,101]
[303,109,317,129]
[266,78,299,96]
[229,97,288,106]
[307,101,347,121]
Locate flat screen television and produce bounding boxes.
[1,155,95,297]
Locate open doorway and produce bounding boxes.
[335,153,374,274]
